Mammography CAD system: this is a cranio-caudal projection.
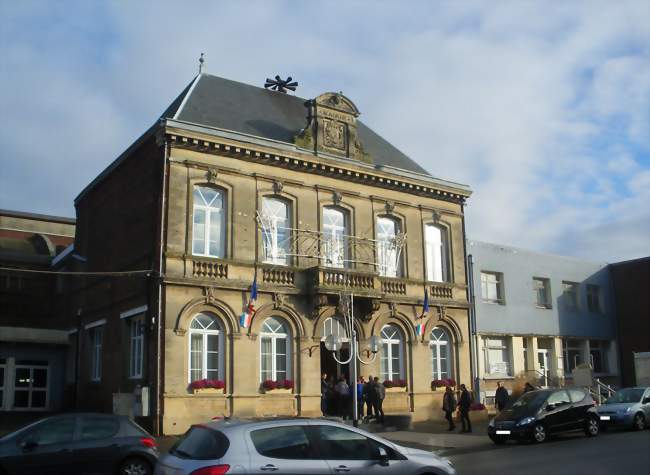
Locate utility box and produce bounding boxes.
[133,385,150,417]
[634,352,650,386]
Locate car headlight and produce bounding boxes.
[516,416,536,426]
[624,407,632,413]
[488,418,495,428]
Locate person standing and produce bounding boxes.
[334,377,350,418]
[442,385,457,431]
[356,377,365,420]
[495,382,509,412]
[523,382,535,393]
[320,373,329,416]
[373,377,385,424]
[457,384,472,433]
[363,375,375,421]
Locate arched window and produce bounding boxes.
[380,324,404,382]
[430,327,453,380]
[376,216,402,277]
[323,207,348,268]
[188,313,224,383]
[425,224,449,282]
[261,197,292,266]
[260,317,292,382]
[192,186,226,258]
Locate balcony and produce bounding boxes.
[192,259,228,280]
[308,266,381,297]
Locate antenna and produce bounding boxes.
[199,53,205,74]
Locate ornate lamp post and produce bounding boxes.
[324,293,380,426]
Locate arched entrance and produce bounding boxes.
[320,316,358,383]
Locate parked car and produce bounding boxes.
[487,387,599,444]
[597,387,650,430]
[0,413,158,475]
[155,417,455,475]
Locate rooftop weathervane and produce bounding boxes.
[264,75,298,93]
[198,53,205,74]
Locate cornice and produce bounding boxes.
[163,124,471,205]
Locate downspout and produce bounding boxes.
[155,123,170,435]
[461,205,479,400]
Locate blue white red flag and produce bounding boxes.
[416,289,429,337]
[240,274,257,328]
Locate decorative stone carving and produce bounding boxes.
[389,302,398,317]
[310,294,329,320]
[204,286,219,304]
[206,168,219,183]
[384,201,395,214]
[273,180,284,194]
[332,191,343,206]
[437,305,446,320]
[371,299,381,313]
[272,292,287,309]
[323,118,346,151]
[432,210,442,223]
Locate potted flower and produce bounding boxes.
[431,378,456,390]
[261,379,294,394]
[384,379,407,392]
[189,379,225,394]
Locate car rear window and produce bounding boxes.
[80,416,119,440]
[171,426,229,460]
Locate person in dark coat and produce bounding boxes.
[523,382,535,393]
[356,377,365,419]
[457,384,472,433]
[494,382,509,412]
[373,377,385,423]
[363,375,375,421]
[442,385,457,431]
[320,373,329,416]
[334,377,350,418]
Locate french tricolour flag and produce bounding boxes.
[416,289,429,337]
[240,275,257,328]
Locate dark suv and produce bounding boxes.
[488,388,599,444]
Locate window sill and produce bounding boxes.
[483,374,514,380]
[482,300,505,305]
[535,305,552,310]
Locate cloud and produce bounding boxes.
[0,0,648,262]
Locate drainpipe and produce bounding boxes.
[467,252,480,401]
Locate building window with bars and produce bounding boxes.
[376,216,402,278]
[424,224,449,282]
[481,271,504,304]
[380,324,404,382]
[188,313,223,383]
[192,186,226,258]
[260,317,292,383]
[261,197,292,266]
[533,277,552,308]
[323,207,348,268]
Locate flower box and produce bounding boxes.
[261,379,294,393]
[386,386,407,393]
[266,388,292,394]
[192,387,225,395]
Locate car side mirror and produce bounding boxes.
[643,397,650,404]
[376,446,389,466]
[546,403,555,411]
[21,440,38,452]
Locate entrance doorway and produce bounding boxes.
[537,349,549,387]
[320,342,350,382]
[13,361,49,410]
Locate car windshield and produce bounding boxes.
[604,388,644,404]
[510,391,548,410]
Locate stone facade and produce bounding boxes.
[68,76,472,435]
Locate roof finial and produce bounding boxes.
[199,53,205,74]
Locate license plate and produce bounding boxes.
[599,416,611,421]
[496,430,511,435]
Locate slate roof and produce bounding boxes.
[162,74,430,176]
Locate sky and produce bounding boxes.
[0,0,648,263]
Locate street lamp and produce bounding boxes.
[324,293,380,426]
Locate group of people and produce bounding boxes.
[320,373,386,422]
[442,383,474,432]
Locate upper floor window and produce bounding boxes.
[323,207,348,268]
[533,277,552,309]
[425,224,449,282]
[481,271,504,304]
[261,197,291,266]
[260,317,292,383]
[430,327,453,380]
[380,324,404,382]
[376,217,402,278]
[586,285,601,313]
[188,313,223,383]
[192,186,226,258]
[129,315,145,379]
[562,281,579,310]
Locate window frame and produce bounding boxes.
[586,285,602,313]
[128,315,145,379]
[192,185,227,259]
[483,336,512,377]
[562,281,579,311]
[533,277,552,309]
[91,326,103,382]
[322,206,350,269]
[260,196,293,266]
[187,313,225,384]
[589,340,607,373]
[380,324,405,382]
[481,271,504,304]
[424,223,450,283]
[563,339,582,373]
[259,317,292,383]
[430,327,453,380]
[375,215,403,278]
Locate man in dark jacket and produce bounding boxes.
[320,373,329,416]
[363,375,375,421]
[495,382,509,412]
[457,384,472,433]
[442,386,457,431]
[373,377,385,423]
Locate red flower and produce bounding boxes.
[281,379,294,389]
[262,380,277,390]
[383,380,394,388]
[189,379,225,390]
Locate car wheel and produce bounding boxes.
[532,424,547,443]
[118,457,152,475]
[632,413,645,431]
[585,417,599,437]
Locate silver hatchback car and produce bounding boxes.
[155,417,455,475]
[596,387,650,430]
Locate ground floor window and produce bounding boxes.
[563,339,582,373]
[14,360,48,410]
[380,324,404,382]
[589,340,607,373]
[260,317,292,383]
[430,327,453,380]
[483,336,511,376]
[188,313,224,383]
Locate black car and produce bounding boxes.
[487,387,600,444]
[0,413,158,475]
